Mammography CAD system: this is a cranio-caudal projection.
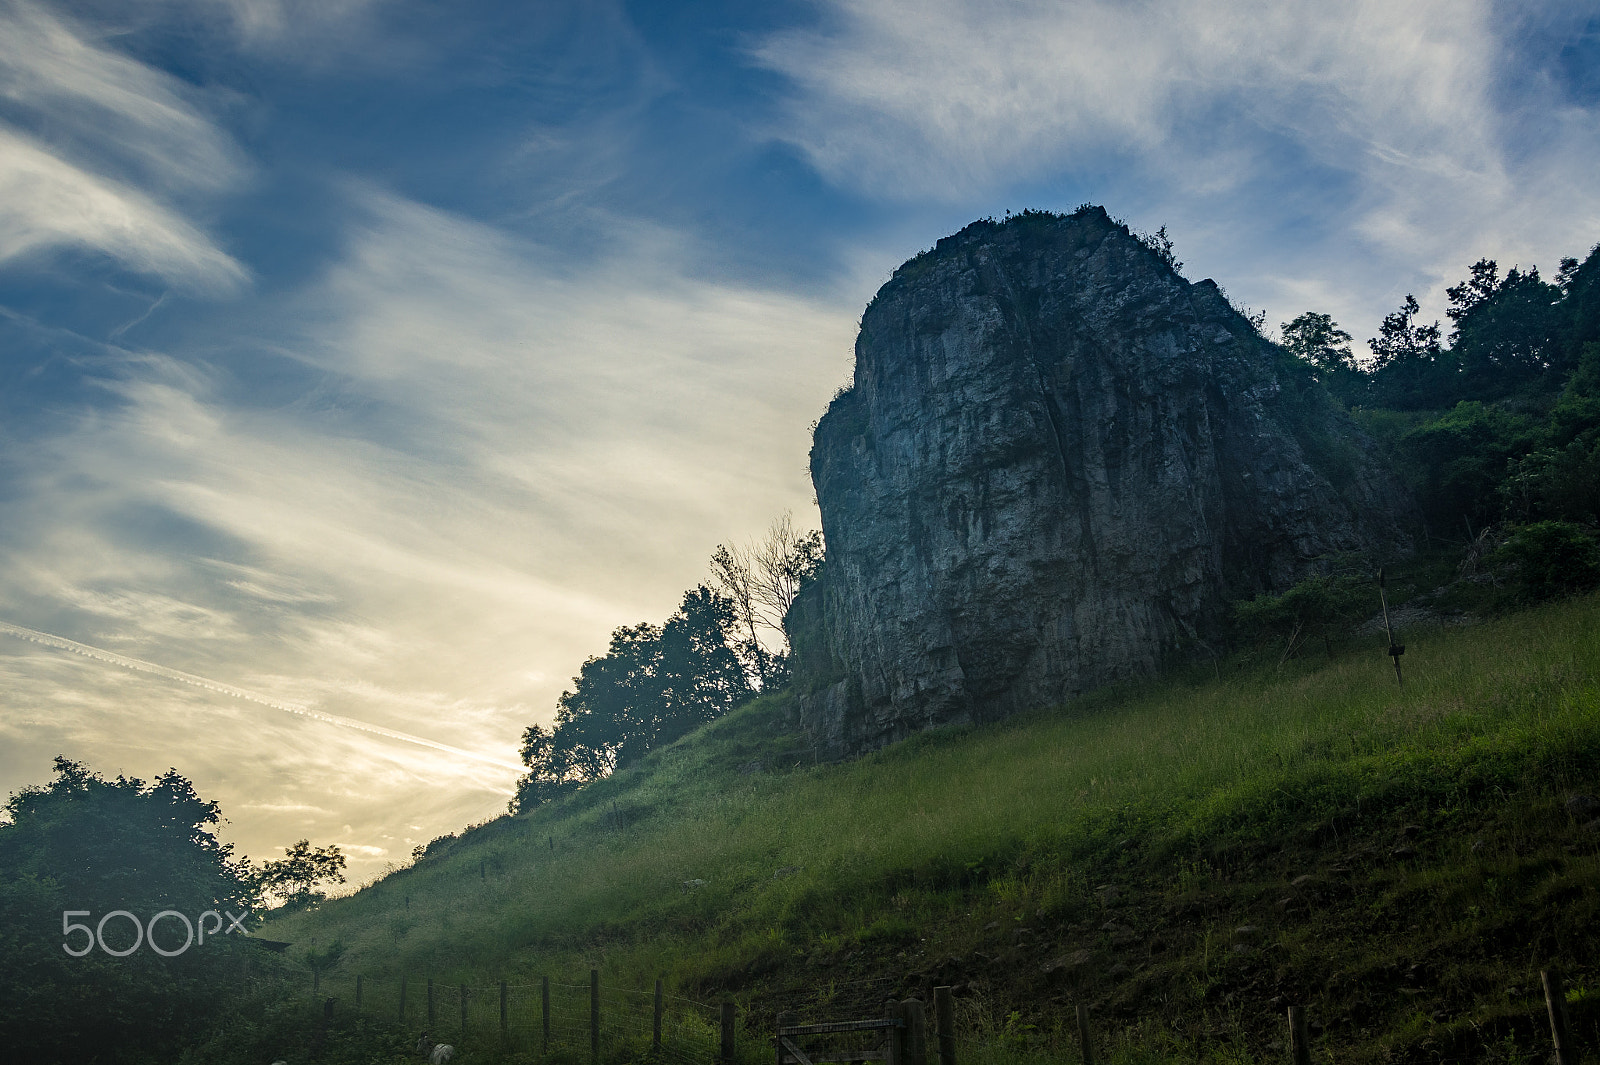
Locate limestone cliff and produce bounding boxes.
[792,207,1413,756]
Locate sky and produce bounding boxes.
[1,0,1597,886]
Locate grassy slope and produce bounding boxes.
[263,591,1600,1064]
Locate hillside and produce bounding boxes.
[252,587,1600,1065]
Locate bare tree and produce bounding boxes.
[709,511,824,687]
[748,511,823,633]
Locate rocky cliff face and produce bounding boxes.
[794,207,1413,756]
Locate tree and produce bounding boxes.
[1281,311,1363,405]
[709,512,824,688]
[1368,294,1445,409]
[256,838,347,911]
[1445,259,1562,395]
[514,585,756,809]
[0,758,263,1064]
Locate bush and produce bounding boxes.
[1492,521,1600,600]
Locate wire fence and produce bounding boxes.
[310,970,722,1063]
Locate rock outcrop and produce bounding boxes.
[792,207,1413,756]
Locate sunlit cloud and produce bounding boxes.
[0,187,856,879]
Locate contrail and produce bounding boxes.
[0,620,525,775]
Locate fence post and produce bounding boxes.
[591,968,600,1065]
[460,984,468,1044]
[721,1000,736,1065]
[399,975,408,1022]
[933,987,956,1065]
[542,975,551,1050]
[902,999,928,1065]
[884,999,905,1065]
[324,996,334,1020]
[428,977,436,1027]
[501,981,509,1042]
[1075,1005,1095,1065]
[356,974,363,1011]
[720,997,736,1061]
[1543,969,1571,1065]
[776,1009,793,1065]
[313,969,320,996]
[1287,1006,1311,1065]
[653,978,663,1051]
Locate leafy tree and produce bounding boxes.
[514,585,756,810]
[1368,294,1445,409]
[256,838,347,911]
[1445,259,1562,396]
[0,758,262,1064]
[1281,311,1364,405]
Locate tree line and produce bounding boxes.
[512,514,822,811]
[1280,242,1600,536]
[1234,241,1600,656]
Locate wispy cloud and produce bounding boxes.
[756,0,1600,331]
[0,0,245,290]
[0,187,857,878]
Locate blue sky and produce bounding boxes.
[1,0,1597,882]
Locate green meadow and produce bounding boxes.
[254,589,1600,1064]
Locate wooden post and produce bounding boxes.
[542,976,551,1050]
[1379,568,1405,687]
[460,984,469,1042]
[720,1000,735,1065]
[399,975,408,1022]
[428,977,436,1026]
[324,996,334,1020]
[934,986,956,1065]
[885,999,906,1065]
[776,1009,794,1065]
[1287,1006,1311,1065]
[653,978,663,1051]
[1543,969,1571,1065]
[549,835,554,852]
[355,974,363,1010]
[1075,1005,1094,1065]
[313,969,320,995]
[902,999,928,1065]
[480,859,486,880]
[405,894,410,910]
[501,981,509,1041]
[590,968,600,1065]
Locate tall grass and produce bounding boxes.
[266,593,1600,1029]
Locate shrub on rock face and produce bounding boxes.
[1492,521,1600,600]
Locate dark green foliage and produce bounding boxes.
[1284,241,1600,540]
[1366,294,1444,410]
[514,586,755,810]
[1400,401,1543,530]
[1490,521,1600,600]
[0,759,261,1064]
[1134,224,1183,274]
[1232,569,1374,657]
[1281,311,1366,406]
[1446,260,1564,395]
